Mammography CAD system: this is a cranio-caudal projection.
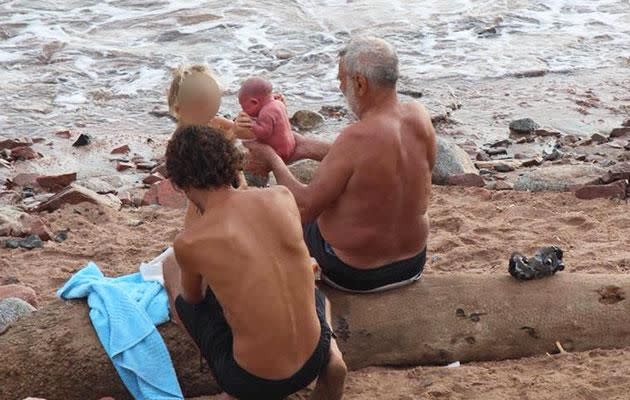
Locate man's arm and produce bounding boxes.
[173,237,204,304]
[267,129,355,223]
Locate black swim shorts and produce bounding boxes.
[175,286,332,400]
[303,221,425,293]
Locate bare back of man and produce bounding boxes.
[318,101,435,268]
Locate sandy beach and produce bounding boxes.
[2,186,629,399]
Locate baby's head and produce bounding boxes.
[168,64,222,126]
[238,77,273,117]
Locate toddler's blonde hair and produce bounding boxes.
[167,64,221,119]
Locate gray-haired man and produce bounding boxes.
[245,37,437,293]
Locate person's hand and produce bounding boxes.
[244,141,278,173]
[273,92,286,105]
[233,112,254,139]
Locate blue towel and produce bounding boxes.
[58,262,184,400]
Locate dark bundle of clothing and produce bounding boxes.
[509,246,565,280]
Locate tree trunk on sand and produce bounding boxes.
[2,273,630,400]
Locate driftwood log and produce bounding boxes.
[1,273,630,400]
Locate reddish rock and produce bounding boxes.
[54,130,72,139]
[143,173,164,185]
[0,139,31,151]
[151,163,168,177]
[110,145,130,154]
[575,181,626,200]
[610,127,630,138]
[32,138,46,144]
[447,173,485,187]
[591,133,608,144]
[0,284,38,307]
[10,146,40,161]
[36,185,122,212]
[623,119,630,127]
[136,162,157,171]
[600,162,630,184]
[521,158,542,168]
[11,173,42,187]
[21,215,53,241]
[116,162,134,172]
[36,173,77,192]
[141,185,159,206]
[156,180,187,208]
[117,191,133,207]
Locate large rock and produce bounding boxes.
[289,160,319,184]
[36,185,122,212]
[36,173,77,192]
[575,181,627,200]
[514,164,605,192]
[0,297,36,334]
[610,127,630,138]
[142,180,186,208]
[0,285,38,307]
[509,118,540,135]
[10,146,40,161]
[290,110,324,131]
[0,139,32,151]
[0,206,52,240]
[432,137,479,185]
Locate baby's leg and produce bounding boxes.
[289,132,332,163]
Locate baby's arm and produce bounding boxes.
[250,108,276,141]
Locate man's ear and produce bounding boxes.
[354,75,369,96]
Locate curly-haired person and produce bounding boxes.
[162,125,347,400]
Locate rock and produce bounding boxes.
[543,149,563,162]
[136,162,157,171]
[397,89,424,98]
[36,185,121,212]
[521,158,543,168]
[558,134,580,146]
[610,127,630,138]
[142,180,186,208]
[290,110,324,131]
[475,160,518,171]
[432,137,479,185]
[26,217,53,241]
[494,163,515,173]
[0,297,36,334]
[0,139,32,151]
[10,146,40,161]
[534,129,561,137]
[625,141,630,151]
[110,145,130,154]
[0,206,50,239]
[516,136,535,144]
[485,147,508,157]
[607,142,623,149]
[116,162,134,172]
[11,173,42,188]
[599,162,630,184]
[494,181,514,191]
[19,235,44,250]
[36,173,77,192]
[319,105,348,119]
[4,239,19,249]
[476,152,491,162]
[143,173,164,185]
[579,139,594,147]
[0,285,38,307]
[78,177,116,194]
[489,139,512,148]
[575,181,627,200]
[591,133,608,144]
[54,230,69,243]
[477,26,499,37]
[509,118,540,135]
[151,162,168,177]
[623,119,630,127]
[288,160,319,184]
[72,134,91,147]
[513,153,527,160]
[0,190,20,206]
[514,164,605,192]
[117,191,133,207]
[447,173,485,187]
[54,130,72,139]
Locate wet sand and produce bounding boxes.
[2,186,629,399]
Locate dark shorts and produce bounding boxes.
[303,222,426,293]
[175,287,332,400]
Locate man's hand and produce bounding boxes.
[233,112,255,139]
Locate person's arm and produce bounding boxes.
[264,129,355,223]
[173,238,204,304]
[250,110,276,141]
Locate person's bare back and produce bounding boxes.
[318,101,435,268]
[175,187,320,378]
